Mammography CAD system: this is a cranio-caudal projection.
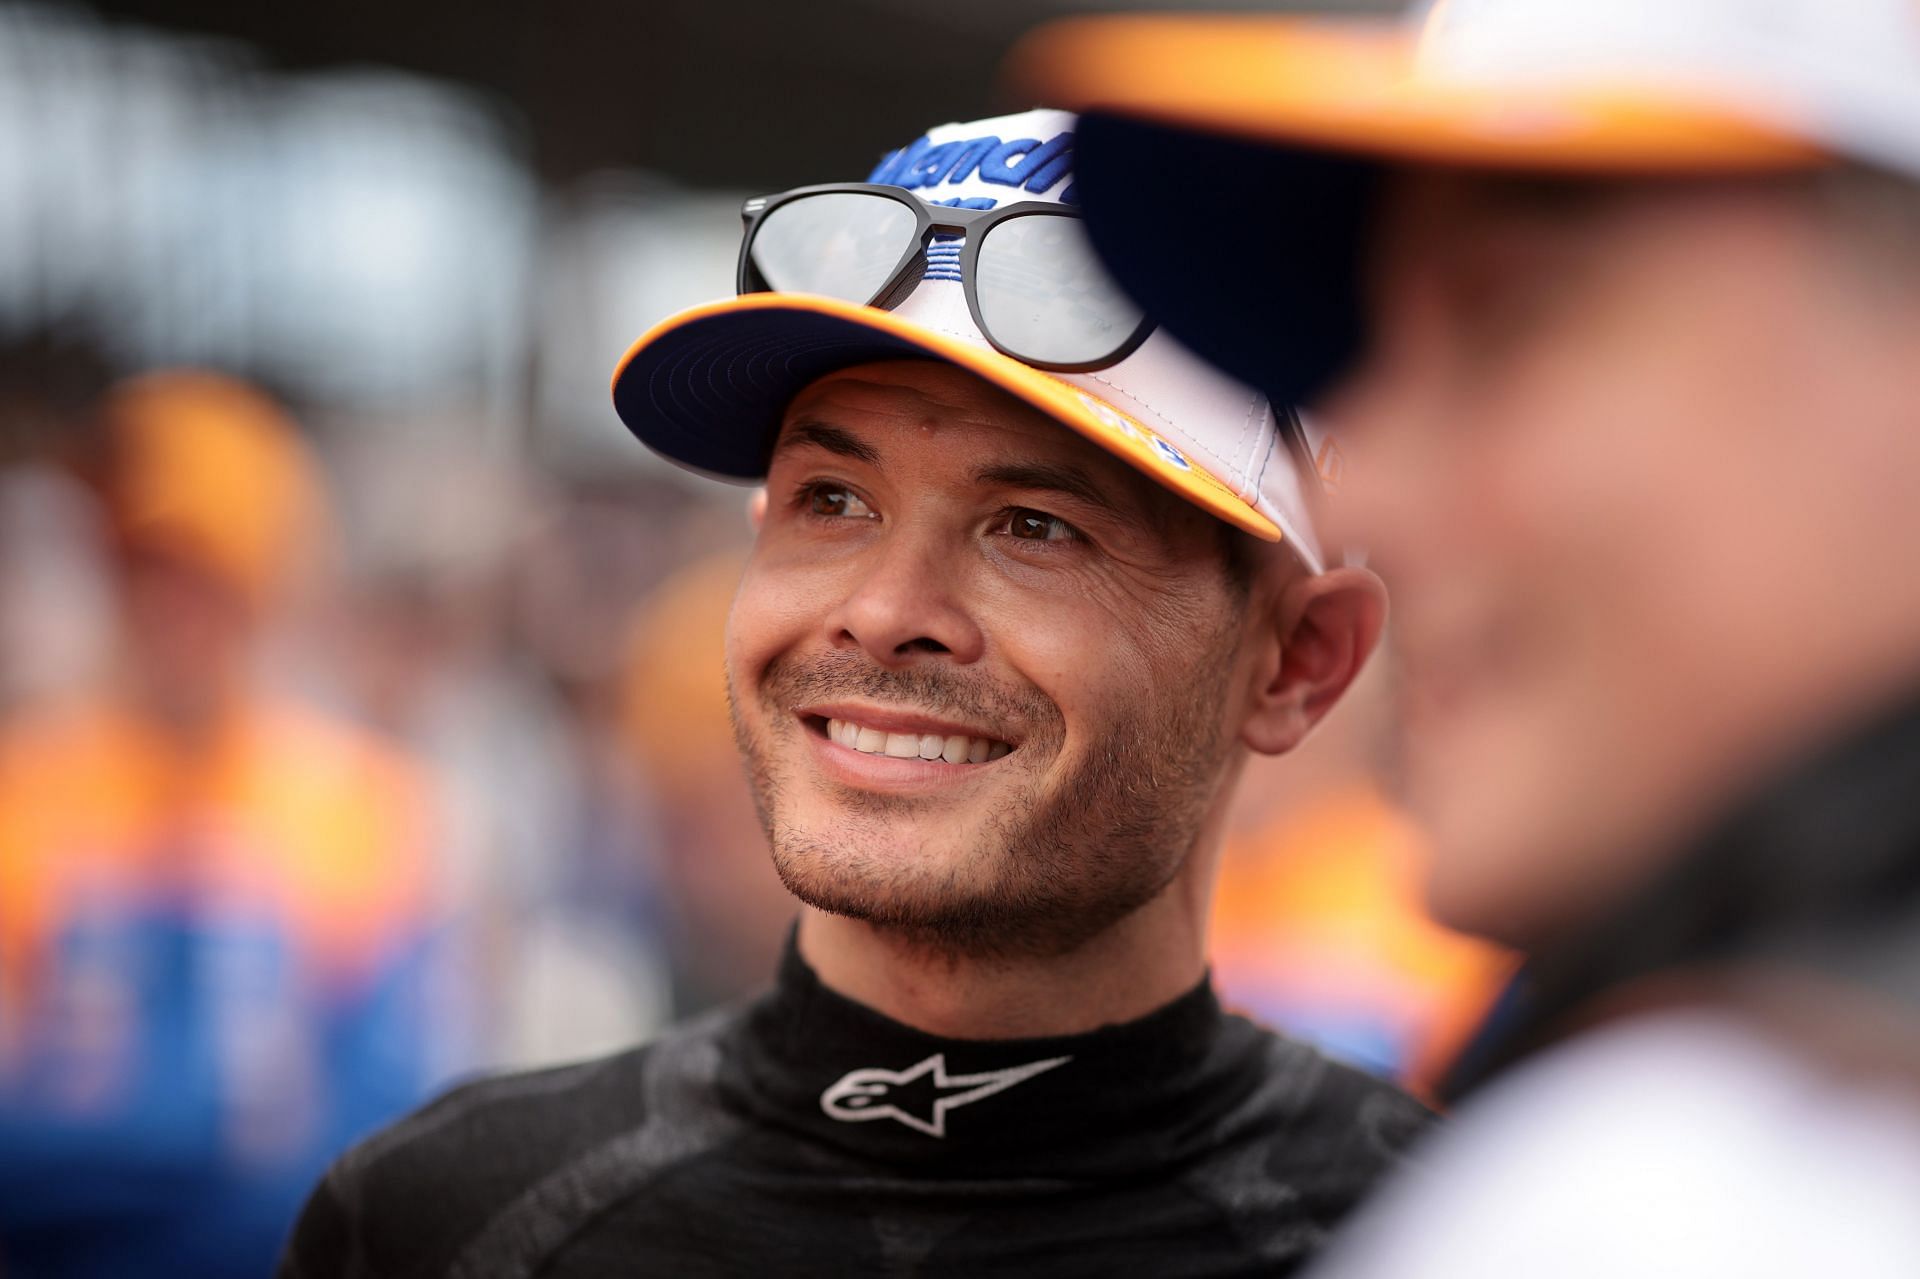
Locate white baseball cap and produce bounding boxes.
[610,109,1333,569]
[1014,0,1917,405]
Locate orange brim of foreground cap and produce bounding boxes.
[1009,15,1827,175]
[610,291,1283,541]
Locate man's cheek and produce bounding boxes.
[984,622,1081,744]
[729,568,813,682]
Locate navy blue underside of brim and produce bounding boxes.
[1074,111,1381,409]
[613,309,945,481]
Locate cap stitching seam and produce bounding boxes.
[1236,394,1265,502]
[1249,407,1276,500]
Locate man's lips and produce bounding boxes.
[796,701,1017,743]
[795,701,1015,768]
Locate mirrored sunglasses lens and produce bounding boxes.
[748,193,918,303]
[973,214,1146,367]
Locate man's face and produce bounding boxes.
[1333,174,1920,944]
[728,361,1259,958]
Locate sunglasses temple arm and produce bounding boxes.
[1277,406,1319,486]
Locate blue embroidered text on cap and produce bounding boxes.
[978,134,1072,193]
[869,131,1075,197]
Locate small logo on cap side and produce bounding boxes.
[1076,391,1143,442]
[1152,438,1192,471]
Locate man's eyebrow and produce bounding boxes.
[772,420,882,465]
[972,461,1135,523]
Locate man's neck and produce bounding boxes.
[794,886,1211,1040]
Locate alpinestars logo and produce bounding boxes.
[820,1053,1071,1138]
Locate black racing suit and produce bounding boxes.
[280,940,1431,1278]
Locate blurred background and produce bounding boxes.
[0,1,1499,1274]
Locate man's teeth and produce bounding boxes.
[826,718,1011,763]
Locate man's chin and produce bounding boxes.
[767,817,983,900]
[771,836,1014,952]
[1417,776,1628,947]
[768,828,1151,961]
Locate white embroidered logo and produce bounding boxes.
[819,1053,1071,1138]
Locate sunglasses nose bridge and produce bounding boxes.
[920,226,965,286]
[919,207,991,288]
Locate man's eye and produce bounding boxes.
[807,486,875,519]
[1001,508,1078,543]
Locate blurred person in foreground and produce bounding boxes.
[1020,0,1920,1270]
[1212,659,1512,1100]
[0,373,458,1277]
[281,110,1431,1278]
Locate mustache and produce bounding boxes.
[756,648,1061,742]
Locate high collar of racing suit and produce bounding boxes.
[716,933,1281,1179]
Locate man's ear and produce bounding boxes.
[1241,565,1387,757]
[748,486,769,531]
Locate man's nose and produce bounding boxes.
[823,525,986,667]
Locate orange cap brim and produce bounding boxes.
[610,292,1283,542]
[1010,15,1827,175]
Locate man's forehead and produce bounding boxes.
[1379,172,1653,264]
[1364,172,1622,310]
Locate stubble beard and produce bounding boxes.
[729,639,1241,962]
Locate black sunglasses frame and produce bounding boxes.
[736,182,1156,374]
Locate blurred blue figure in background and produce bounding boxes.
[0,372,464,1277]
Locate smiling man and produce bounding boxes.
[278,110,1430,1278]
[742,363,1260,989]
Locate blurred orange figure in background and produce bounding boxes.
[0,373,458,1278]
[620,550,796,1013]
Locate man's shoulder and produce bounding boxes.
[337,1047,656,1199]
[1227,1014,1432,1140]
[1200,1016,1435,1214]
[281,1007,743,1279]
